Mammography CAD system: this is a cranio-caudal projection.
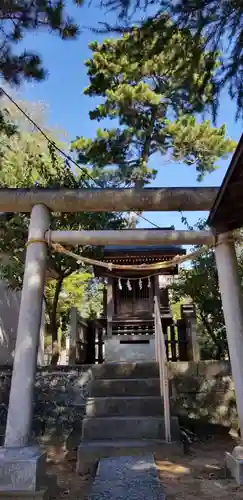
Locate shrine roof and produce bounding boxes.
[208,133,243,232]
[93,228,186,278]
[103,245,185,254]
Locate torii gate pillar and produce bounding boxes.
[215,232,243,484]
[0,204,53,498]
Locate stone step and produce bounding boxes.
[82,416,179,441]
[85,396,164,417]
[88,454,165,500]
[92,362,159,380]
[77,439,180,474]
[90,378,161,397]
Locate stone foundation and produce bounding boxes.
[0,446,58,499]
[0,491,48,499]
[0,447,46,492]
[0,366,93,448]
[168,361,237,430]
[225,446,243,485]
[0,361,238,445]
[104,336,156,362]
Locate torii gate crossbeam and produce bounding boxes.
[0,186,218,212]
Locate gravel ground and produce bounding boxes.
[45,432,243,500]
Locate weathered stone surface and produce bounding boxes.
[167,361,237,429]
[232,445,243,460]
[90,378,161,398]
[0,362,238,437]
[33,369,92,443]
[85,396,164,418]
[197,360,231,378]
[77,440,180,474]
[90,479,165,500]
[82,416,180,441]
[0,489,49,499]
[34,368,93,406]
[89,455,165,500]
[0,367,93,437]
[168,361,198,378]
[0,447,46,492]
[226,449,243,485]
[104,337,156,362]
[95,455,159,481]
[92,363,159,380]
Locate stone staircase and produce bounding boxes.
[77,362,179,473]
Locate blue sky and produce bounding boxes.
[11,2,243,230]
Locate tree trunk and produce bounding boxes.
[133,106,157,222]
[140,106,157,173]
[50,278,63,365]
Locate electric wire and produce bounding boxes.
[0,87,162,228]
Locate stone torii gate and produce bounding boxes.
[0,161,243,495]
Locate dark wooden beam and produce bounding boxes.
[208,134,243,230]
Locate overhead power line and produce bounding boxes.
[0,87,93,187]
[0,87,161,229]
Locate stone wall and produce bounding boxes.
[0,281,45,365]
[0,366,94,447]
[0,361,238,447]
[168,360,237,430]
[0,282,21,365]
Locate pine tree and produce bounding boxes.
[0,0,84,85]
[103,1,243,118]
[0,101,126,361]
[72,18,236,185]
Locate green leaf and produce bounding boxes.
[72,18,235,184]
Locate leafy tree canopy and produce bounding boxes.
[103,1,243,119]
[44,270,103,345]
[171,219,243,359]
[0,0,84,136]
[0,102,126,355]
[0,0,84,85]
[72,21,235,185]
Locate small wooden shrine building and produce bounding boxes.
[93,228,187,362]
